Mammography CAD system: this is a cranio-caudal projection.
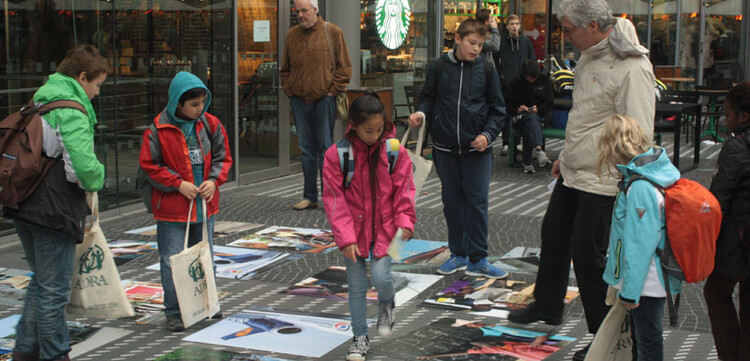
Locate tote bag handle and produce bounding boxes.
[182,198,209,249]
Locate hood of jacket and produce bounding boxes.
[609,18,649,58]
[34,73,97,126]
[165,71,212,123]
[617,147,680,188]
[504,34,525,53]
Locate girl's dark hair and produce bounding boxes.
[726,82,750,115]
[56,44,109,80]
[521,59,539,78]
[346,91,393,136]
[179,88,207,105]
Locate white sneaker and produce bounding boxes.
[501,144,509,156]
[536,150,551,167]
[346,335,369,361]
[523,164,535,174]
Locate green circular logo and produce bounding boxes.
[79,245,105,275]
[376,0,411,50]
[189,258,206,282]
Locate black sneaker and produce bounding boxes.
[210,311,223,319]
[377,300,395,337]
[166,314,185,332]
[572,343,590,361]
[507,302,562,325]
[346,335,369,361]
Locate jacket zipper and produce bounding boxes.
[456,62,464,155]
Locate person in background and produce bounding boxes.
[408,19,507,279]
[507,2,656,360]
[496,14,535,155]
[323,93,416,361]
[10,44,107,361]
[139,71,233,332]
[280,0,352,211]
[476,9,501,70]
[505,58,553,174]
[704,81,750,361]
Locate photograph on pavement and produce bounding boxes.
[228,226,336,254]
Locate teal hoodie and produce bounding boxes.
[165,71,212,222]
[603,147,683,303]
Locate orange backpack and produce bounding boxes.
[626,175,722,325]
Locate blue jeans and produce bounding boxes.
[344,254,394,336]
[630,296,666,361]
[514,112,544,165]
[290,96,335,203]
[157,216,215,317]
[433,149,493,263]
[13,217,76,361]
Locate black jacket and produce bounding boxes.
[9,161,89,242]
[417,51,505,155]
[709,124,750,277]
[505,74,554,122]
[496,34,535,90]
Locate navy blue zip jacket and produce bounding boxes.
[416,50,505,155]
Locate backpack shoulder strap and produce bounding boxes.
[385,138,400,174]
[37,100,87,116]
[336,139,354,189]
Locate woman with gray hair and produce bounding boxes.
[508,1,656,360]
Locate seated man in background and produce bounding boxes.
[505,59,553,173]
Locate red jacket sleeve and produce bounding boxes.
[139,126,182,190]
[205,114,233,186]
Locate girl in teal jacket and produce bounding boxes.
[596,114,682,361]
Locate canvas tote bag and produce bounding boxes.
[68,192,135,318]
[584,287,633,361]
[401,121,433,199]
[170,198,220,328]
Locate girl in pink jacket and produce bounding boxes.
[322,92,416,361]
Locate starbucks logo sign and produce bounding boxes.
[376,0,411,50]
[78,245,105,275]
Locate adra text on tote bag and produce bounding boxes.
[401,121,433,199]
[68,192,135,318]
[170,198,220,328]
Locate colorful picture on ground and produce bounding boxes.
[284,266,442,306]
[146,246,292,280]
[228,226,336,254]
[182,309,355,358]
[422,277,579,319]
[108,240,158,265]
[154,345,291,360]
[393,239,449,265]
[373,318,575,360]
[122,280,165,314]
[0,268,32,307]
[493,247,574,278]
[213,222,264,238]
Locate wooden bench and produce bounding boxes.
[507,127,566,167]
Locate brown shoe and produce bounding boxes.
[292,199,318,210]
[11,351,41,361]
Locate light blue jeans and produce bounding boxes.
[290,95,335,203]
[13,217,76,361]
[157,216,215,317]
[344,253,395,336]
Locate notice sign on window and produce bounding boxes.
[254,20,270,43]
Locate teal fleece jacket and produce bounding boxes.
[603,147,683,304]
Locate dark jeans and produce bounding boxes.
[433,149,492,263]
[704,272,750,361]
[290,95,335,203]
[157,216,215,317]
[13,217,76,361]
[630,296,666,361]
[514,112,544,165]
[534,176,614,333]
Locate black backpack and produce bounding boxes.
[0,100,86,208]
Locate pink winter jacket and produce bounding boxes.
[322,134,416,259]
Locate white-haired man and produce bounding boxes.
[280,0,351,211]
[507,1,655,360]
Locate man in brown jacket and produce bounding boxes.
[281,0,351,211]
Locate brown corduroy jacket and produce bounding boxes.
[280,16,351,104]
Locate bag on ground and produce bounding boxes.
[401,121,433,198]
[0,100,85,208]
[170,198,220,328]
[68,192,135,318]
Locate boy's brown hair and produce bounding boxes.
[506,14,520,23]
[456,19,487,38]
[56,44,109,80]
[476,9,492,23]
